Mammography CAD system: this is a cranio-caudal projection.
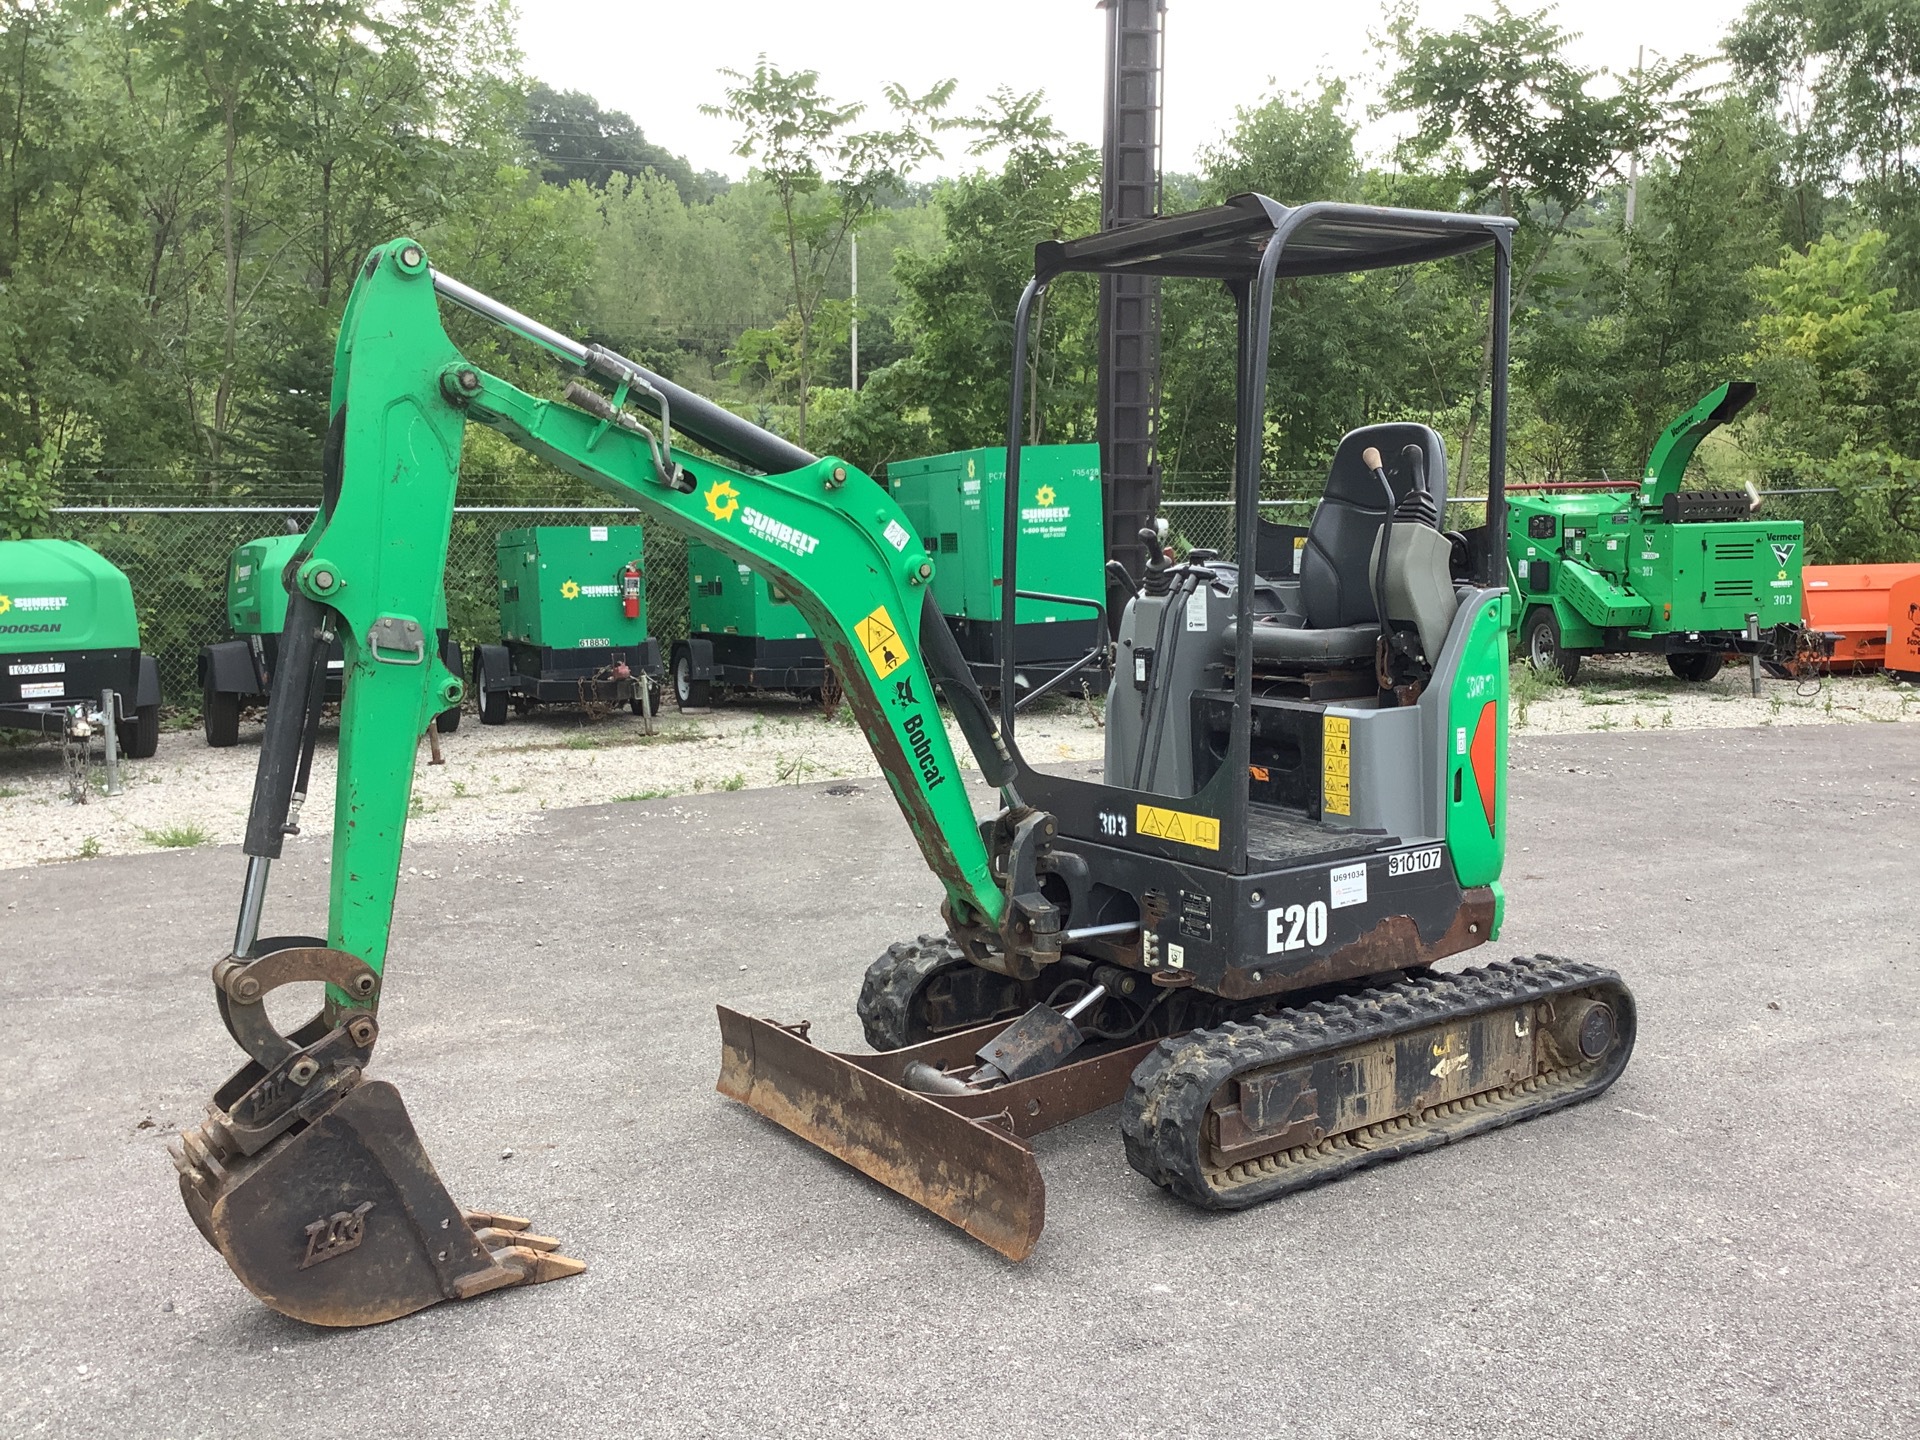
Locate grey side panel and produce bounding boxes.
[1106,577,1234,798]
[1319,586,1501,845]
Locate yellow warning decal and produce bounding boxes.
[1136,804,1220,851]
[855,605,908,678]
[1323,715,1351,816]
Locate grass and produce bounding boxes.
[614,788,674,802]
[141,823,209,848]
[1508,662,1566,725]
[77,836,102,858]
[0,784,22,799]
[775,752,822,785]
[506,728,702,755]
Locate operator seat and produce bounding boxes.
[1232,423,1449,666]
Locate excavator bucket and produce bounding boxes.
[715,1007,1156,1261]
[175,971,579,1328]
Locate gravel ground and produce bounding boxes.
[0,695,1109,868]
[1513,655,1919,734]
[1,663,1910,869]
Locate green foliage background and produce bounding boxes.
[2,0,1918,569]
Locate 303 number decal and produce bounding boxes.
[1266,900,1329,954]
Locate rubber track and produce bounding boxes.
[1119,955,1635,1210]
[856,934,969,1051]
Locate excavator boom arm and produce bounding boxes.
[284,238,1005,983]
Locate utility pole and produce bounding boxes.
[849,233,860,392]
[1097,0,1167,587]
[1624,45,1643,232]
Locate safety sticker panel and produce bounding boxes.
[1136,804,1220,851]
[856,605,908,678]
[1323,715,1351,816]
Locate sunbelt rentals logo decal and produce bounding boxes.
[559,579,620,600]
[704,477,741,521]
[0,592,68,633]
[0,593,68,615]
[1020,482,1070,538]
[703,476,820,557]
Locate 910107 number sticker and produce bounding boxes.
[1387,845,1444,877]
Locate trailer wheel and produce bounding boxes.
[435,703,461,734]
[474,656,507,726]
[630,676,664,716]
[1523,609,1582,684]
[120,700,161,760]
[203,679,242,748]
[1667,651,1723,682]
[673,647,710,710]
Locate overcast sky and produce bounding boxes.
[518,0,1755,182]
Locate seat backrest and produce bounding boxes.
[1299,423,1449,627]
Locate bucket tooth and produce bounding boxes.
[178,1078,583,1326]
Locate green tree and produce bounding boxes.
[1729,0,1920,294]
[1384,2,1682,481]
[702,56,952,446]
[523,82,706,199]
[889,87,1099,455]
[1747,229,1920,559]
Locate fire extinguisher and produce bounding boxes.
[621,561,642,620]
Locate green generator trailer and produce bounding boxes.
[1508,383,1816,682]
[199,532,462,746]
[469,524,661,724]
[0,538,161,758]
[671,541,828,707]
[887,443,1108,705]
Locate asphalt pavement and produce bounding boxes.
[2,724,1915,1439]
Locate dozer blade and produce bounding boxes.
[716,1007,1156,1261]
[174,1078,583,1327]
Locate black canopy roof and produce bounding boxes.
[1034,193,1515,282]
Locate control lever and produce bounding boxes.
[1362,445,1398,630]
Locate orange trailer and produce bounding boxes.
[1800,564,1920,676]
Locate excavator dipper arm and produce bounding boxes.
[174,238,1019,1325]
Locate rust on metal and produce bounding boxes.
[1213,886,1497,1000]
[176,1075,583,1327]
[715,1007,1154,1260]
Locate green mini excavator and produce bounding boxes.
[172,196,1636,1327]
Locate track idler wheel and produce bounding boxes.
[171,942,583,1326]
[857,933,1034,1050]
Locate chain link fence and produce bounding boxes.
[47,505,687,707]
[47,485,1857,711]
[1161,489,1846,562]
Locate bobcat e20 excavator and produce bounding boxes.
[171,196,1636,1327]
